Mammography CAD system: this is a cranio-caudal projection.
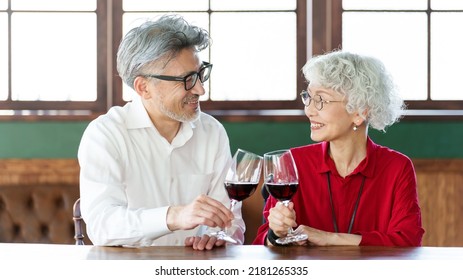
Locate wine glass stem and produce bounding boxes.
[282,200,294,235]
[223,199,237,232]
[282,200,290,207]
[230,199,238,212]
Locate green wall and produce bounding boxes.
[0,120,462,159]
[226,121,463,159]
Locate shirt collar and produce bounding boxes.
[318,137,377,178]
[126,96,154,129]
[126,95,197,131]
[125,96,197,147]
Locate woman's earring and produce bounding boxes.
[353,119,361,131]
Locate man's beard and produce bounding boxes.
[159,99,200,122]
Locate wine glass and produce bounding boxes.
[263,149,308,245]
[210,149,263,243]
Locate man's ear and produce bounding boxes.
[133,76,151,99]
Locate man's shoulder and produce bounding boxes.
[195,112,225,130]
[86,104,129,133]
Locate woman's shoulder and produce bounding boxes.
[372,141,414,168]
[290,142,324,161]
[291,142,323,153]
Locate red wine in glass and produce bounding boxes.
[225,182,258,202]
[210,149,263,243]
[265,183,298,201]
[264,149,308,245]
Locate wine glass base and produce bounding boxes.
[209,230,238,244]
[276,233,308,245]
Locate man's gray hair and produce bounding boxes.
[117,14,210,89]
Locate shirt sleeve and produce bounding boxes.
[78,120,171,247]
[357,159,425,246]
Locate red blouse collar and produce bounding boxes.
[318,137,377,178]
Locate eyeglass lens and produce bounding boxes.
[301,91,324,110]
[185,65,212,90]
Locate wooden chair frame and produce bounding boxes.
[72,198,85,245]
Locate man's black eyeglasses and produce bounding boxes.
[143,62,213,91]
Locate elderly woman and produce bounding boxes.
[254,50,424,246]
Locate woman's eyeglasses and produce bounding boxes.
[143,61,213,91]
[300,90,343,111]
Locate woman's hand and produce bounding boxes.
[294,225,362,246]
[268,201,297,237]
[294,225,331,246]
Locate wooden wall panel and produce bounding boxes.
[413,159,463,246]
[0,159,79,185]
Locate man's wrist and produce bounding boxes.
[166,206,179,231]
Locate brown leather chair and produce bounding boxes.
[0,184,79,244]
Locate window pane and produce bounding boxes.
[12,0,96,10]
[343,12,427,100]
[0,13,7,100]
[123,12,209,35]
[0,0,7,10]
[211,12,297,101]
[211,0,296,11]
[11,13,97,101]
[431,0,463,10]
[123,0,208,12]
[122,12,210,101]
[431,13,463,100]
[343,0,427,10]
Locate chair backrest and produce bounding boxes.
[0,183,79,244]
[72,198,85,245]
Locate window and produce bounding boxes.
[115,0,307,116]
[1,0,308,119]
[326,0,463,115]
[0,6,7,102]
[0,0,106,116]
[3,0,461,120]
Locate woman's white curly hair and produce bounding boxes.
[302,50,405,131]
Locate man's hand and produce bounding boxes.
[184,234,226,250]
[166,194,233,231]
